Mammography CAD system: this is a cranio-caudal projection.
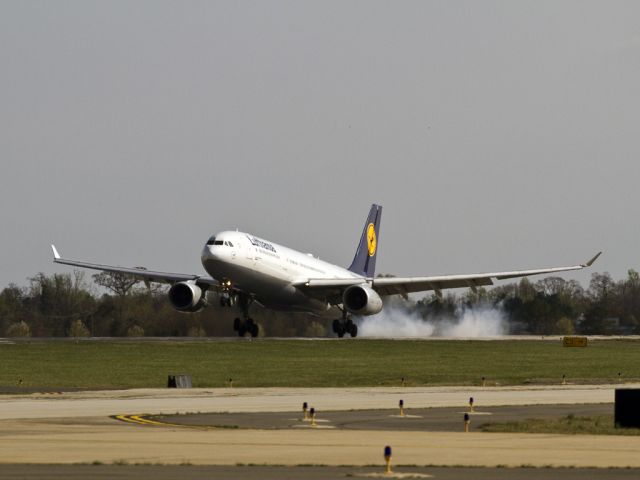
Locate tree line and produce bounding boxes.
[1,270,639,337]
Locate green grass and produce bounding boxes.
[1,338,640,389]
[479,414,640,435]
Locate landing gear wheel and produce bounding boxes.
[349,323,358,338]
[233,318,241,332]
[332,319,341,334]
[249,322,259,338]
[238,326,247,337]
[337,327,345,338]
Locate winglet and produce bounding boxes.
[51,244,61,260]
[583,251,602,267]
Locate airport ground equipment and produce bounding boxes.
[167,374,192,388]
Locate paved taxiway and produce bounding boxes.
[152,403,612,431]
[0,384,632,420]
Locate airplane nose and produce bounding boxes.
[201,245,216,260]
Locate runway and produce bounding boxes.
[2,465,640,480]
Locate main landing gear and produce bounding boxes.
[332,309,358,338]
[217,283,258,338]
[230,292,258,338]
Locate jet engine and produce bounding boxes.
[343,284,383,316]
[168,281,206,312]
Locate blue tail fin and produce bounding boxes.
[348,204,382,278]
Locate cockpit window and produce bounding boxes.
[206,236,216,245]
[213,240,224,245]
[228,241,234,247]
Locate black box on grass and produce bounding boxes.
[615,389,640,428]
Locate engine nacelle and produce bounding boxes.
[343,284,383,316]
[168,281,205,312]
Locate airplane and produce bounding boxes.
[51,204,601,338]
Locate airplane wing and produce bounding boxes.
[298,252,602,297]
[50,245,218,286]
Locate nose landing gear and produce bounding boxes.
[219,280,236,307]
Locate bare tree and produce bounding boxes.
[92,272,140,297]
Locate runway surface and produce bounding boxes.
[2,465,640,480]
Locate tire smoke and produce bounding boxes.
[357,303,508,338]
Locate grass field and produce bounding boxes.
[1,338,639,390]
[479,414,640,436]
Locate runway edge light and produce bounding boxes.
[384,445,392,474]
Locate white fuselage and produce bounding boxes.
[201,231,363,312]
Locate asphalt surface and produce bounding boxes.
[1,386,638,469]
[151,403,613,432]
[2,465,640,480]
[2,385,626,420]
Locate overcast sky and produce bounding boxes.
[1,1,639,291]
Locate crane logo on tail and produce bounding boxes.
[367,223,377,257]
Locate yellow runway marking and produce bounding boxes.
[113,414,213,429]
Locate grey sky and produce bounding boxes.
[1,1,639,290]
